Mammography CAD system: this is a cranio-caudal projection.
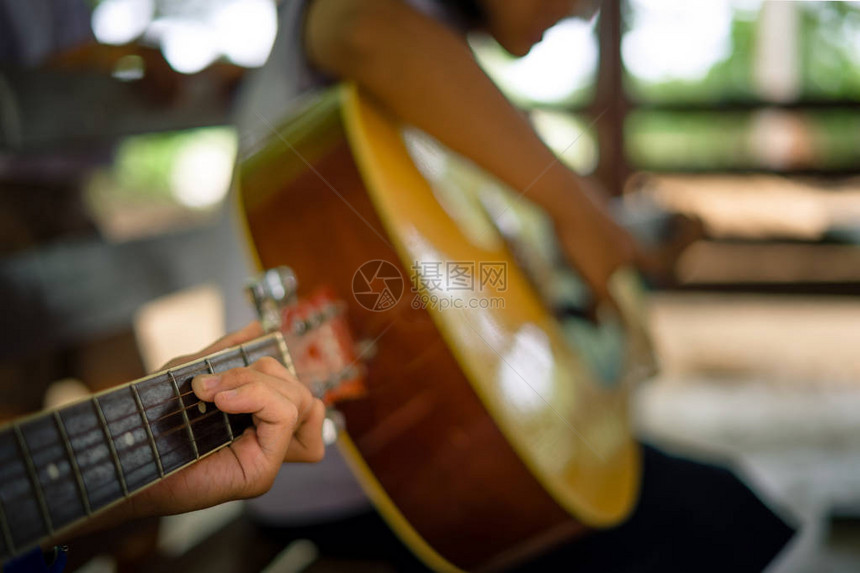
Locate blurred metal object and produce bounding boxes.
[322,410,344,446]
[246,266,298,332]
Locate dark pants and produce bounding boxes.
[258,445,796,572]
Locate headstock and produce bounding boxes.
[247,267,366,405]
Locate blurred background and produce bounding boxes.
[1,0,860,571]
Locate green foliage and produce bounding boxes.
[110,127,234,202]
[625,14,758,104]
[799,2,860,100]
[808,111,860,169]
[626,1,860,103]
[623,2,860,171]
[626,109,860,171]
[625,111,752,170]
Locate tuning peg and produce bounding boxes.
[247,267,298,332]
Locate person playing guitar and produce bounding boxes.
[233,1,796,571]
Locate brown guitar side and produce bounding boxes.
[238,92,586,571]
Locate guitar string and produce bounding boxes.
[3,363,337,502]
[2,361,345,508]
[73,411,238,495]
[32,323,344,451]
[1,422,243,511]
[19,357,339,457]
[13,390,237,466]
[24,341,342,451]
[1,406,247,506]
[8,388,216,461]
[1,326,345,530]
[90,410,242,482]
[3,347,345,502]
[1,385,247,483]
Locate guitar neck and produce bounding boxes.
[0,332,290,562]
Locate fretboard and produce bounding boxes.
[0,332,290,562]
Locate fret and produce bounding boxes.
[168,371,199,460]
[60,400,123,511]
[0,426,18,561]
[91,397,129,498]
[59,399,123,513]
[228,413,254,440]
[222,414,234,441]
[14,415,88,532]
[0,482,13,559]
[0,427,46,555]
[239,344,252,366]
[53,411,92,516]
[206,356,233,442]
[204,346,265,442]
[98,388,160,493]
[208,358,234,441]
[137,375,196,475]
[0,331,290,561]
[13,424,53,535]
[130,382,164,478]
[232,338,287,437]
[172,360,230,457]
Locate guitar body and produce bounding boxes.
[238,85,650,572]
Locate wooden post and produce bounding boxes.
[593,0,629,196]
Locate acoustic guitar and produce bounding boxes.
[0,274,363,566]
[238,84,655,572]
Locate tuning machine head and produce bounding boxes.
[247,267,298,332]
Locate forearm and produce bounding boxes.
[306,0,597,221]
